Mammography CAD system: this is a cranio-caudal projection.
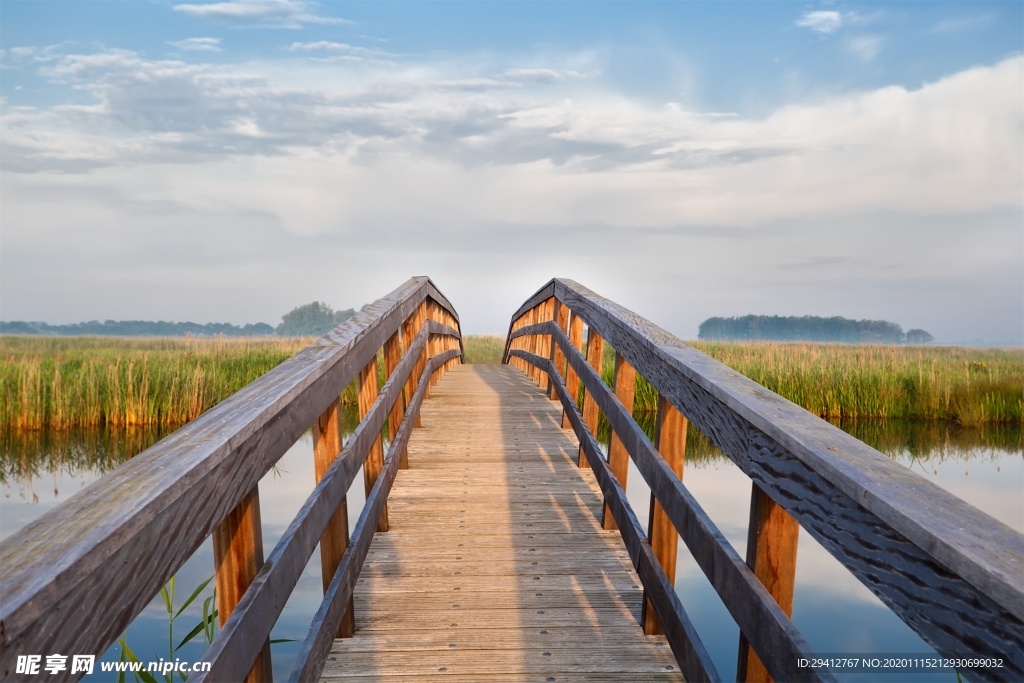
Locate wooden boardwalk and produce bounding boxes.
[321,364,684,682]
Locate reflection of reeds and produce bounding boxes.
[594,342,1023,426]
[1,336,316,430]
[595,412,1021,471]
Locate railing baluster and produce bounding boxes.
[643,396,688,635]
[562,312,583,429]
[538,299,554,393]
[359,354,388,532]
[213,487,272,682]
[412,301,427,426]
[737,485,800,683]
[384,330,405,465]
[604,351,636,530]
[549,300,569,401]
[313,399,354,637]
[578,326,604,468]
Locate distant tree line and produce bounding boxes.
[1,301,360,338]
[698,315,934,344]
[0,320,277,337]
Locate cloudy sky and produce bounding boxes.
[1,1,1022,343]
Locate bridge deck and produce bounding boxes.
[320,364,684,682]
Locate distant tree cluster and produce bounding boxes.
[698,315,934,344]
[0,319,275,337]
[2,300,362,338]
[275,302,356,336]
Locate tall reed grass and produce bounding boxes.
[0,336,314,430]
[597,341,1022,426]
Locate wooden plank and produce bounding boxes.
[191,326,434,683]
[314,400,354,638]
[544,278,1023,679]
[578,327,604,468]
[513,346,824,682]
[563,312,583,429]
[549,299,569,401]
[319,365,684,683]
[0,277,461,668]
[383,331,405,467]
[604,352,636,531]
[644,396,687,636]
[212,488,272,683]
[359,355,389,533]
[737,484,800,683]
[293,349,459,683]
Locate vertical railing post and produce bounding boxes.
[562,313,583,429]
[549,300,569,401]
[737,485,800,682]
[578,325,604,468]
[643,396,687,634]
[527,306,541,384]
[313,399,354,637]
[411,301,427,426]
[213,488,271,682]
[538,299,554,394]
[515,314,528,373]
[383,330,405,467]
[359,354,389,532]
[603,352,636,530]
[427,300,440,391]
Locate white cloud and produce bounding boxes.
[168,37,223,52]
[847,35,882,63]
[286,41,396,60]
[2,49,1022,339]
[796,10,843,35]
[173,0,348,28]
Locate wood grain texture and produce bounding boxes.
[0,276,461,683]
[508,278,1024,681]
[383,331,405,467]
[511,346,830,683]
[213,487,272,683]
[294,350,459,683]
[738,484,799,683]
[563,312,584,430]
[358,355,389,533]
[604,352,636,531]
[549,299,569,401]
[579,328,604,468]
[318,365,685,683]
[644,397,687,636]
[190,326,436,683]
[314,401,354,638]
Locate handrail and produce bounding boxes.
[0,276,463,683]
[503,278,1024,683]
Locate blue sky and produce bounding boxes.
[1,0,1022,343]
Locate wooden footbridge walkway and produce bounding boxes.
[323,365,682,681]
[2,277,1021,683]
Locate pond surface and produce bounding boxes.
[1,416,1020,682]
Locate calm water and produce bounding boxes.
[1,418,1021,681]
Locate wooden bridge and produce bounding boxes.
[2,277,1021,683]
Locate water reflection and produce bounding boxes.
[604,414,1022,683]
[0,404,362,680]
[1,410,1019,682]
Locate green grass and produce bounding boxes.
[589,341,1024,426]
[4,335,1020,431]
[0,336,315,430]
[462,335,506,364]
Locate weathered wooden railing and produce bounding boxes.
[0,277,463,683]
[503,278,1023,683]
